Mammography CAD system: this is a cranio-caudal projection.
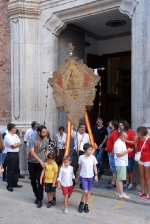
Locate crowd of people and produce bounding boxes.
[0,118,150,214]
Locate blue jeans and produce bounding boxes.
[108,153,116,173]
[94,148,105,173]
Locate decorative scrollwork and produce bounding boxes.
[48,52,100,130]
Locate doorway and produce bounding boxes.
[87,51,131,127]
[87,52,131,176]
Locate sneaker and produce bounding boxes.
[6,186,14,192]
[19,174,25,179]
[116,192,119,196]
[107,183,116,189]
[78,202,84,213]
[145,195,150,201]
[126,184,134,191]
[63,208,68,214]
[119,193,130,199]
[123,184,129,189]
[51,199,56,206]
[47,202,51,208]
[37,200,42,208]
[84,204,89,213]
[137,193,146,199]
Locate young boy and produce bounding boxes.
[57,156,76,214]
[114,130,133,199]
[40,152,58,208]
[78,143,98,213]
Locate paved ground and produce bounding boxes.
[0,177,150,224]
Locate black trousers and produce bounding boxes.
[56,149,65,167]
[2,153,7,180]
[72,150,84,177]
[28,162,43,201]
[7,152,19,187]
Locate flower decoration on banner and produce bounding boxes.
[48,43,100,130]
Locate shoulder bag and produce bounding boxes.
[134,137,149,162]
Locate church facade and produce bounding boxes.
[0,0,150,179]
[2,0,149,135]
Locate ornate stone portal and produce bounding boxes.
[48,44,100,130]
[5,0,148,184]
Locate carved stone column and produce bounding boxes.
[6,1,41,130]
[132,0,150,190]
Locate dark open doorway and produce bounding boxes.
[87,51,131,127]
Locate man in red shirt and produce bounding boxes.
[119,120,135,190]
[106,120,119,188]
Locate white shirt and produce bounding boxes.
[56,133,67,149]
[78,155,97,178]
[4,133,21,153]
[24,128,34,146]
[114,138,128,166]
[57,165,75,187]
[71,130,90,151]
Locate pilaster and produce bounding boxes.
[6,1,41,130]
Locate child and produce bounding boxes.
[78,143,98,213]
[57,156,76,214]
[40,152,58,208]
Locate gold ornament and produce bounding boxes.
[48,45,100,130]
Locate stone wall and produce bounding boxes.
[0,0,11,127]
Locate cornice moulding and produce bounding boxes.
[6,1,41,20]
[44,0,121,36]
[119,0,139,18]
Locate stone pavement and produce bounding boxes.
[0,178,150,224]
[19,175,150,207]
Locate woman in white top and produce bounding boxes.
[54,126,67,166]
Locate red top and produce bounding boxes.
[106,129,119,153]
[137,138,150,162]
[126,129,135,158]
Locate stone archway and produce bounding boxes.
[6,0,141,134]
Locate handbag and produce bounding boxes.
[134,137,149,162]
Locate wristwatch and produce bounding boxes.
[95,174,98,176]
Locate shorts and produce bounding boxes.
[80,177,93,191]
[62,186,73,195]
[127,157,134,172]
[116,166,126,180]
[138,160,150,167]
[108,153,116,173]
[45,183,56,193]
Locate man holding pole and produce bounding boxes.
[71,123,90,178]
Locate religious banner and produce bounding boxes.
[48,43,100,130]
